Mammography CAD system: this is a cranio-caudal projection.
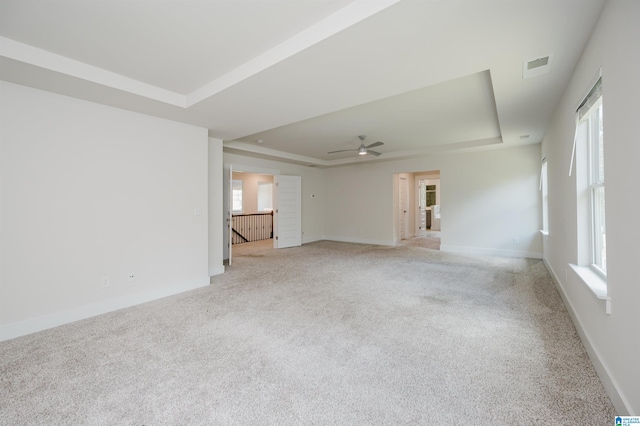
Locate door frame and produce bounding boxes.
[223,163,280,263]
[399,176,409,241]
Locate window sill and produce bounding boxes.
[540,229,549,236]
[568,263,610,314]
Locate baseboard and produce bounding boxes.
[542,257,631,415]
[0,277,210,342]
[302,235,323,244]
[209,265,225,277]
[440,244,542,259]
[322,235,395,247]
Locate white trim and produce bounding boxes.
[440,245,542,259]
[2,1,404,109]
[0,277,209,342]
[302,235,323,244]
[0,36,186,107]
[568,263,610,313]
[223,137,503,168]
[225,162,280,177]
[186,0,401,106]
[209,265,225,277]
[543,258,631,414]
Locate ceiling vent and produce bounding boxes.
[523,55,552,79]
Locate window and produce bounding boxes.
[570,76,608,311]
[586,97,606,273]
[258,182,273,212]
[575,77,606,275]
[232,180,243,213]
[540,158,549,235]
[582,81,605,274]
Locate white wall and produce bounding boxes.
[208,138,224,277]
[0,82,210,340]
[540,0,640,414]
[324,144,542,258]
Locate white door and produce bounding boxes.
[227,165,233,265]
[274,175,302,249]
[399,177,408,240]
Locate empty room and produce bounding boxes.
[1,0,638,423]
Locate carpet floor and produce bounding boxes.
[0,241,615,425]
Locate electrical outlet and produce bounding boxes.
[513,237,520,245]
[100,276,110,288]
[128,274,135,282]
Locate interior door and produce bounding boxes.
[399,177,408,240]
[227,165,233,266]
[274,175,302,249]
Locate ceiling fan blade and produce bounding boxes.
[365,141,384,149]
[327,149,357,154]
[368,150,382,156]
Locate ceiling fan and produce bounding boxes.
[328,135,384,157]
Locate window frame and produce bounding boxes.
[583,96,606,276]
[257,181,273,212]
[540,159,549,235]
[231,179,243,213]
[569,75,608,313]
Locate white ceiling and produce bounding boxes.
[0,0,607,166]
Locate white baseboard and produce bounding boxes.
[209,265,225,276]
[0,277,210,342]
[542,257,631,415]
[440,244,542,259]
[302,235,323,244]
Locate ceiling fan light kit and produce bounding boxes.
[328,135,384,157]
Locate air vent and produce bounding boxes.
[523,55,552,79]
[527,57,549,70]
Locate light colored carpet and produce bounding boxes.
[399,233,441,250]
[232,238,274,257]
[0,241,615,425]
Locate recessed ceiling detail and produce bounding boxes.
[237,70,501,163]
[0,0,608,166]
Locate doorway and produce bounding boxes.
[399,176,409,241]
[229,170,275,263]
[223,164,302,265]
[394,170,441,249]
